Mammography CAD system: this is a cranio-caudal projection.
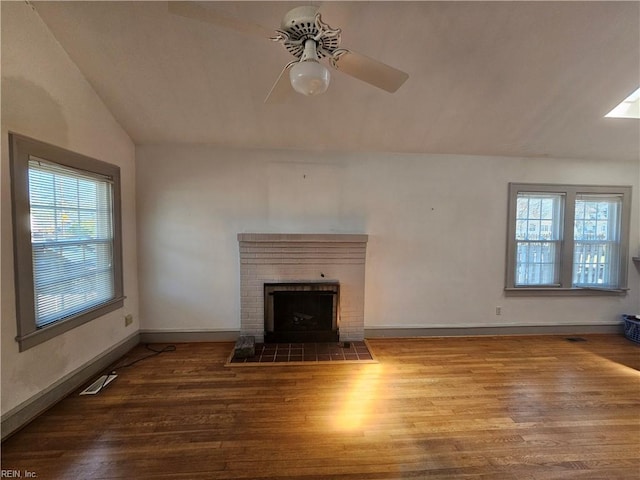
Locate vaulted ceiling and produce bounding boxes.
[32,1,640,161]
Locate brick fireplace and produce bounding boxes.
[238,233,368,343]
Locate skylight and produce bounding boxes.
[605,87,640,119]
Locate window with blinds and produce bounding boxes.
[9,133,123,351]
[29,158,115,327]
[506,183,631,294]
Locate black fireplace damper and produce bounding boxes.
[264,283,339,343]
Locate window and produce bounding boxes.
[513,192,563,286]
[9,133,124,351]
[506,183,631,295]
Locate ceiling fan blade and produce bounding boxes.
[332,50,409,93]
[264,62,296,104]
[168,2,274,40]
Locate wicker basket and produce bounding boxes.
[623,315,640,344]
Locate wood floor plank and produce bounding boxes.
[2,335,638,479]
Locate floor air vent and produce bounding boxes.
[80,374,117,395]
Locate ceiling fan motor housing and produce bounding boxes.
[281,6,318,30]
[277,6,341,59]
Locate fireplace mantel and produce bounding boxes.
[238,233,368,343]
[237,233,368,243]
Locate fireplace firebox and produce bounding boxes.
[264,283,339,343]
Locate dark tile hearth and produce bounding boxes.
[227,341,375,365]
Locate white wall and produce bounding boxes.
[1,2,139,414]
[136,144,639,333]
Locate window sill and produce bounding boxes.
[16,296,125,352]
[505,287,628,297]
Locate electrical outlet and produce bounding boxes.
[495,306,502,316]
[125,314,133,326]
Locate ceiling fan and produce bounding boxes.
[167,2,409,102]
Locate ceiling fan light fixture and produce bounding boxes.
[289,60,330,96]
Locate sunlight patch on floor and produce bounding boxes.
[331,364,384,432]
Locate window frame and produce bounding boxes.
[9,133,124,351]
[506,182,631,296]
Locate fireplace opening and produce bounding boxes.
[264,283,339,343]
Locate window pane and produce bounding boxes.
[540,198,554,219]
[514,193,563,286]
[28,159,115,327]
[573,195,622,287]
[515,241,559,285]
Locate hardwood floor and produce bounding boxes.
[2,335,639,479]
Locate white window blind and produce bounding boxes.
[28,157,115,327]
